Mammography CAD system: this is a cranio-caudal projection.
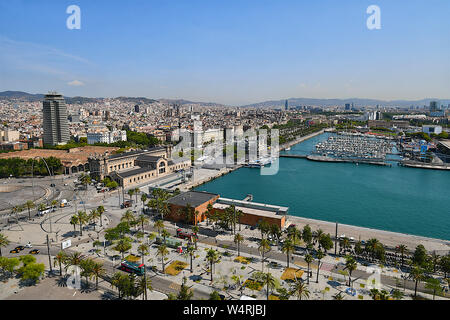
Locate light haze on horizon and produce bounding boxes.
[0,0,449,106]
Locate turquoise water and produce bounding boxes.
[195,133,450,240]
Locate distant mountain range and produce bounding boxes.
[241,97,450,108]
[1,91,449,108]
[0,91,225,106]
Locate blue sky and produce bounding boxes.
[0,0,449,105]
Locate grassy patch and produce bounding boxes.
[165,260,188,276]
[358,295,364,300]
[234,256,251,264]
[244,279,263,291]
[268,294,279,300]
[125,254,140,263]
[281,268,304,281]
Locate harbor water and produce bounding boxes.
[194,133,450,241]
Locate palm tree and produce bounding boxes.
[191,225,199,249]
[154,220,165,236]
[134,187,140,204]
[409,264,424,298]
[136,214,149,232]
[54,251,67,276]
[186,244,196,273]
[64,252,84,271]
[206,248,219,282]
[91,262,106,290]
[76,210,88,236]
[70,215,79,235]
[159,201,170,221]
[24,200,35,220]
[97,205,105,227]
[111,272,126,299]
[282,239,295,268]
[344,255,357,287]
[121,209,136,227]
[314,229,324,249]
[136,274,152,300]
[365,238,381,260]
[390,288,404,300]
[234,233,244,257]
[205,203,214,226]
[138,244,149,264]
[157,245,169,273]
[304,254,313,284]
[425,278,442,300]
[161,229,171,245]
[315,250,325,283]
[127,189,135,202]
[396,244,408,269]
[89,209,99,231]
[255,271,276,300]
[114,238,132,259]
[0,233,10,257]
[290,278,310,300]
[258,239,271,272]
[140,193,147,213]
[257,219,270,240]
[80,258,95,288]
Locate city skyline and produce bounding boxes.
[1,0,449,105]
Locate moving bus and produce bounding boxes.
[119,260,144,276]
[37,206,54,216]
[176,228,198,241]
[155,235,182,249]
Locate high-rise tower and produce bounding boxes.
[42,92,70,146]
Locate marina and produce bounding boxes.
[195,132,450,241]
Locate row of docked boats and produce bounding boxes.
[314,135,393,160]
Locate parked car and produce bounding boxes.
[30,249,40,254]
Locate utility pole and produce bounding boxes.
[46,234,53,273]
[334,222,338,255]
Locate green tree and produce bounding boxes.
[425,278,443,300]
[91,262,106,290]
[396,244,408,269]
[20,263,45,284]
[302,225,313,246]
[209,290,222,300]
[0,233,10,257]
[315,250,325,283]
[254,271,276,300]
[76,210,88,236]
[157,245,169,273]
[258,239,271,272]
[24,200,35,220]
[186,244,196,273]
[290,278,310,300]
[282,239,295,268]
[154,220,165,236]
[344,255,358,288]
[206,248,219,282]
[409,265,425,298]
[177,276,194,300]
[114,238,132,259]
[304,254,313,284]
[54,251,67,276]
[234,233,244,257]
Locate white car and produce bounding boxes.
[25,242,32,248]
